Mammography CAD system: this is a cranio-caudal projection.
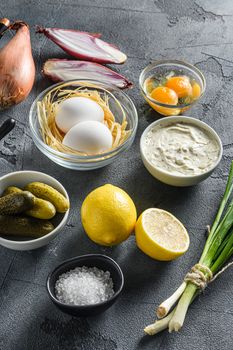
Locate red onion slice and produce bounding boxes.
[42,59,132,89]
[37,27,127,64]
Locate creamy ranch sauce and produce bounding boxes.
[143,122,220,176]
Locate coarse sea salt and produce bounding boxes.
[55,266,114,305]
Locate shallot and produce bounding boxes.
[0,21,35,109]
[43,59,132,89]
[36,26,127,64]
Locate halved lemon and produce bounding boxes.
[135,208,189,261]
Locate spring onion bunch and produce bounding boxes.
[145,161,233,335]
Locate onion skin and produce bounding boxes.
[0,22,35,109]
[42,59,133,89]
[36,26,127,64]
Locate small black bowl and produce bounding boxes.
[47,254,124,317]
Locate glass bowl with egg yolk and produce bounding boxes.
[139,60,206,116]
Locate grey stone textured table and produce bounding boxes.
[0,1,233,349]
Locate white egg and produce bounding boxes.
[62,120,113,154]
[55,97,104,133]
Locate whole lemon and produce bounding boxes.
[81,184,137,246]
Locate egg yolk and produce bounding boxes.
[165,76,192,98]
[150,86,178,105]
[192,82,201,99]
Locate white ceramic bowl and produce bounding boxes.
[140,116,223,187]
[0,171,69,250]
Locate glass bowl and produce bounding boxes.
[29,80,138,170]
[139,60,206,116]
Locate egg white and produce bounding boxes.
[62,120,113,154]
[55,97,104,133]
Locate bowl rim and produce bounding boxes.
[139,59,206,108]
[46,254,124,309]
[29,79,138,161]
[140,116,223,180]
[0,170,70,245]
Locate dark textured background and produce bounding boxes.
[0,1,233,349]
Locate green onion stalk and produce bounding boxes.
[145,161,233,335]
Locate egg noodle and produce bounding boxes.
[37,81,131,155]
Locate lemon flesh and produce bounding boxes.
[81,184,137,246]
[135,208,189,261]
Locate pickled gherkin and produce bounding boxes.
[0,191,35,215]
[0,215,54,238]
